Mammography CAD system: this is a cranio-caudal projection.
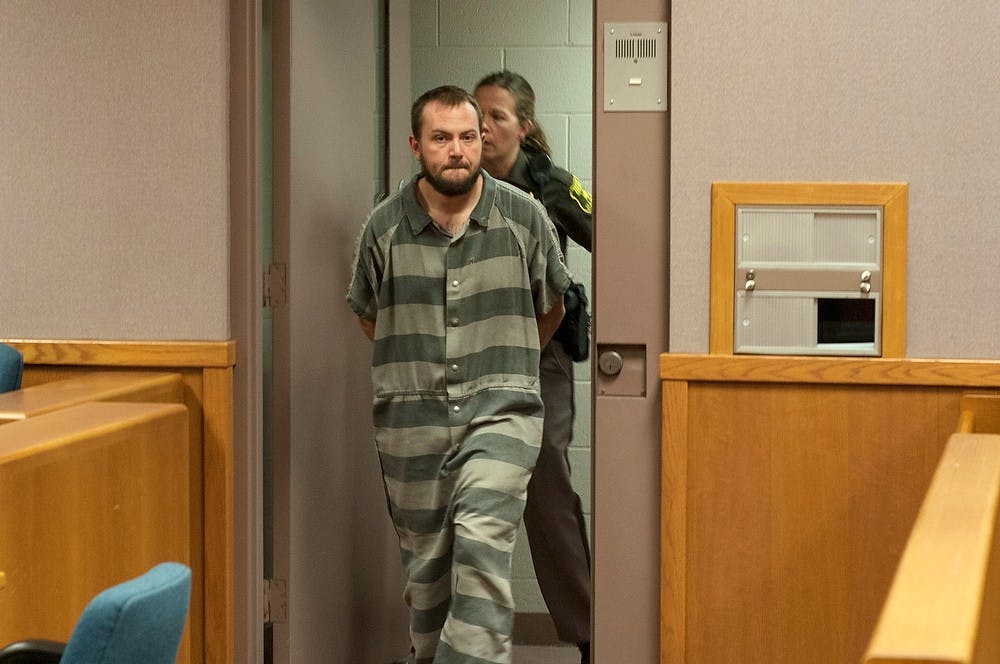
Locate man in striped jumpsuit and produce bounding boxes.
[347,85,571,663]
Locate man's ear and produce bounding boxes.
[408,135,420,158]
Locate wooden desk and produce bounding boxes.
[0,401,191,660]
[0,371,183,423]
[1,340,234,664]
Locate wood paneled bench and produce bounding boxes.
[0,371,183,423]
[862,431,1000,664]
[0,401,192,662]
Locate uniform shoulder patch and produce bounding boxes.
[569,176,593,214]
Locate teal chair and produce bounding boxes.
[0,562,192,664]
[0,343,22,393]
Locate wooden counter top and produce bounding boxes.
[660,353,1000,387]
[0,371,184,423]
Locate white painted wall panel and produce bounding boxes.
[439,0,568,46]
[410,46,504,98]
[569,0,594,46]
[505,48,593,113]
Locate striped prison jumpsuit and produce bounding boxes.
[347,172,571,663]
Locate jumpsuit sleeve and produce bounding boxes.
[346,217,382,321]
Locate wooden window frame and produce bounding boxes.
[709,182,908,357]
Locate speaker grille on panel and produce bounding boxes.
[604,22,668,112]
[615,37,657,60]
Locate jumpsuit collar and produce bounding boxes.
[402,172,500,236]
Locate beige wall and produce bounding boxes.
[670,1,1000,358]
[0,3,231,341]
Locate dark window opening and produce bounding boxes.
[817,298,875,344]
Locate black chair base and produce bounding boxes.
[0,639,66,663]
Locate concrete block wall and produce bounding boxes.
[411,0,594,619]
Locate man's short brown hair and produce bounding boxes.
[410,85,483,138]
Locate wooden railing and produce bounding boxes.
[863,394,1000,664]
[0,401,192,661]
[957,394,1000,435]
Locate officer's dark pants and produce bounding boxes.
[523,341,592,644]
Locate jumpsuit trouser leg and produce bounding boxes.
[379,391,542,664]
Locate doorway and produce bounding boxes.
[251,1,669,662]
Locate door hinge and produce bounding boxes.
[263,263,288,307]
[263,577,288,624]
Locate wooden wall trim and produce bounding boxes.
[708,185,738,354]
[661,380,688,664]
[202,366,235,664]
[2,339,236,368]
[661,354,1000,387]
